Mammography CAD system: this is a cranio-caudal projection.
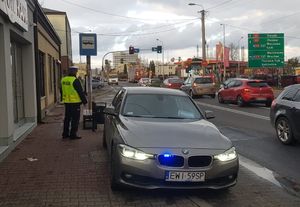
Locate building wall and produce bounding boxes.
[37,23,60,118]
[155,64,176,76]
[46,14,72,75]
[0,0,37,161]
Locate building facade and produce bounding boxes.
[34,2,61,121]
[112,52,138,68]
[43,8,72,75]
[0,0,37,161]
[155,64,177,76]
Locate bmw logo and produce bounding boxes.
[182,149,189,155]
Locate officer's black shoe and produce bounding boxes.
[62,135,69,139]
[70,135,82,139]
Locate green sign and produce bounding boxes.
[248,33,284,68]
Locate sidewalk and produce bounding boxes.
[0,105,300,207]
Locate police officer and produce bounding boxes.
[61,66,87,139]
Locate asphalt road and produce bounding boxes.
[193,96,300,187]
[93,81,300,198]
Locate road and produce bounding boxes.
[91,81,300,204]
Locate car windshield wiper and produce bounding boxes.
[151,116,187,119]
[123,114,154,118]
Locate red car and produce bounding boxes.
[217,78,274,107]
[162,78,184,89]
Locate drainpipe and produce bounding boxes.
[33,8,42,123]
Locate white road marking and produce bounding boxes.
[195,101,270,121]
[239,155,282,188]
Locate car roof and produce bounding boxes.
[123,87,187,96]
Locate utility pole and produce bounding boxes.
[201,10,206,62]
[197,44,199,58]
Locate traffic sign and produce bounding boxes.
[79,33,97,56]
[152,47,157,52]
[134,48,140,53]
[248,33,284,68]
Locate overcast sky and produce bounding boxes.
[40,0,300,68]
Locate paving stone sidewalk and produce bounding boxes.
[0,105,299,207]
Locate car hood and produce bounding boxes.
[118,116,232,150]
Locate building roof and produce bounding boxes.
[43,8,66,14]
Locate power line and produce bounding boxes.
[206,0,233,10]
[61,0,196,22]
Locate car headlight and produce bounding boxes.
[119,144,154,161]
[214,147,237,162]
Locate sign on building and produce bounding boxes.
[0,0,28,31]
[79,33,97,56]
[248,33,284,68]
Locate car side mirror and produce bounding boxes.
[224,85,228,89]
[205,110,215,119]
[103,107,118,116]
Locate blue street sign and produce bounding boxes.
[152,47,157,52]
[134,48,140,53]
[79,33,97,56]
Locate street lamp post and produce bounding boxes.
[220,23,226,81]
[189,3,206,74]
[156,38,164,80]
[237,36,244,77]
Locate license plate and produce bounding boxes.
[256,97,266,101]
[165,171,205,182]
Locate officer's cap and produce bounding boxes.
[69,66,79,72]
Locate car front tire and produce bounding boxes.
[276,117,294,145]
[102,128,107,149]
[110,145,122,191]
[218,93,224,103]
[237,95,245,107]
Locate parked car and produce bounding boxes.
[92,78,104,89]
[149,78,162,87]
[217,79,274,107]
[162,78,184,89]
[103,87,238,190]
[137,78,150,87]
[180,76,216,98]
[270,84,300,144]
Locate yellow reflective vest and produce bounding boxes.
[61,76,81,103]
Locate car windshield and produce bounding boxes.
[122,94,202,119]
[194,77,213,84]
[247,81,268,87]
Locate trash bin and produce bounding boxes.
[92,102,107,130]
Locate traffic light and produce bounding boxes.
[157,45,162,53]
[129,46,135,54]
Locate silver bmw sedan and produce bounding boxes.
[103,87,239,190]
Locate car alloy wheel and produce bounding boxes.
[218,93,224,103]
[237,95,244,107]
[276,117,294,145]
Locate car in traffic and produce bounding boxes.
[103,87,239,190]
[92,78,104,89]
[270,84,300,145]
[162,78,184,89]
[108,75,119,85]
[137,78,150,87]
[180,76,216,98]
[149,78,162,87]
[217,78,274,107]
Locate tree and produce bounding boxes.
[229,42,238,61]
[123,64,128,74]
[149,60,155,73]
[287,57,299,75]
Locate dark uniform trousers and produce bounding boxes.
[63,103,81,137]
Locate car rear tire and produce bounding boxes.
[218,93,224,103]
[265,100,272,107]
[237,95,245,107]
[276,117,294,145]
[189,90,196,99]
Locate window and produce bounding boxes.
[227,80,236,88]
[234,80,243,87]
[122,94,202,119]
[112,89,124,107]
[247,81,268,87]
[293,90,300,102]
[282,87,298,101]
[48,55,54,93]
[194,77,213,84]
